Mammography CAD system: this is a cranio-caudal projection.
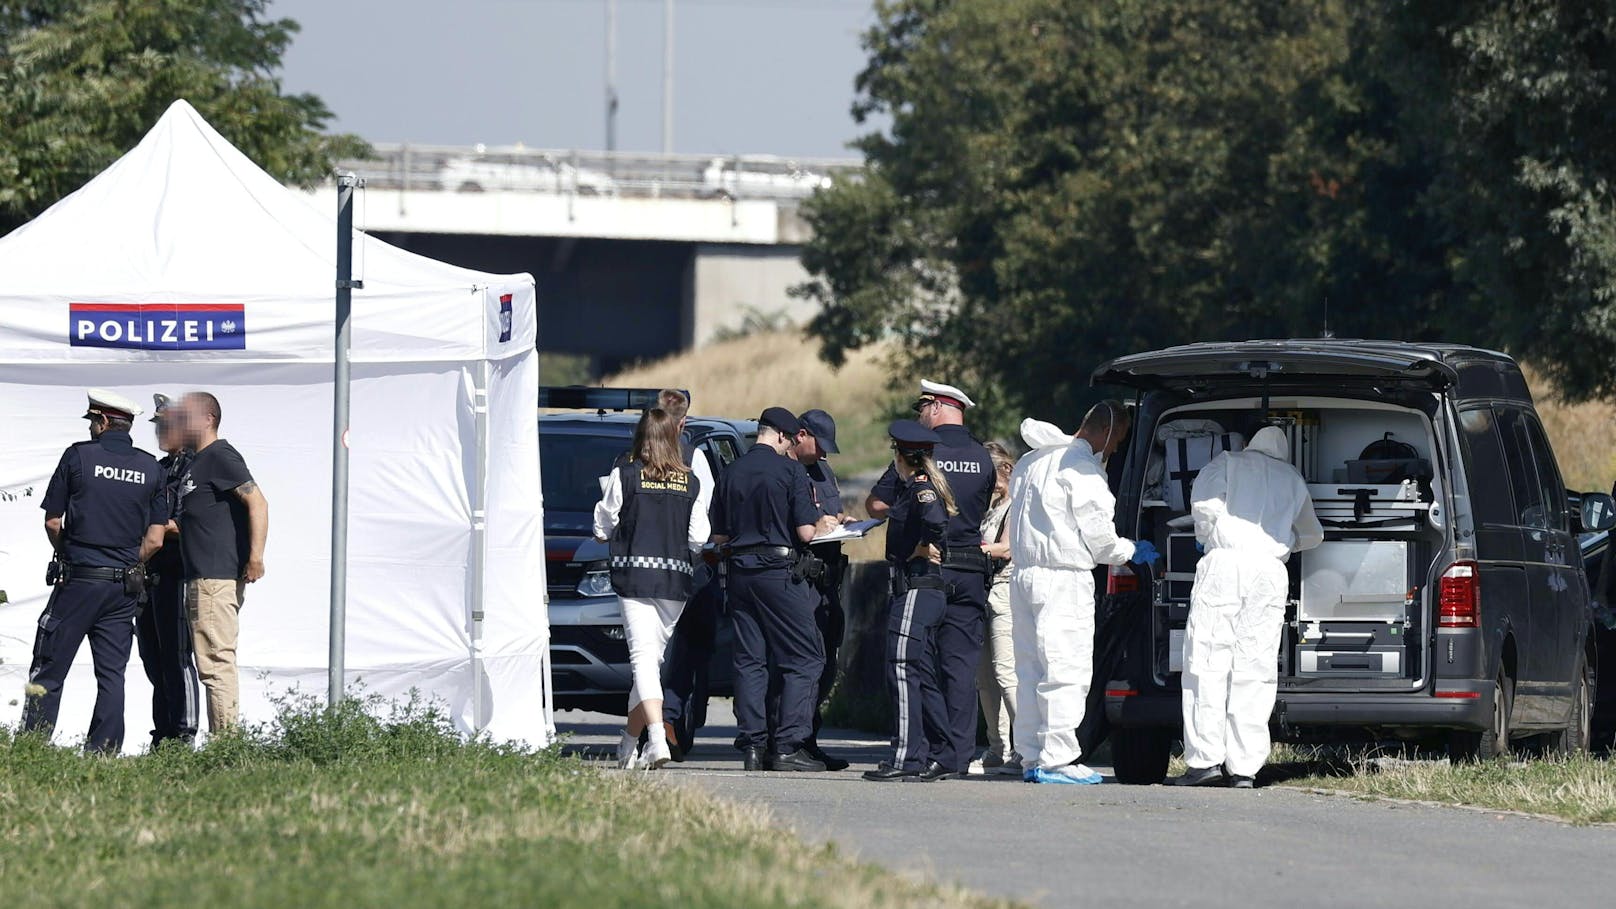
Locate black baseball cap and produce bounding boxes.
[758,406,801,436]
[150,392,174,423]
[797,409,839,454]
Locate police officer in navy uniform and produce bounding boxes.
[865,420,956,782]
[866,380,994,778]
[25,389,168,753]
[711,407,826,772]
[135,393,201,746]
[791,408,851,771]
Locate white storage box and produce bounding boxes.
[1298,540,1413,624]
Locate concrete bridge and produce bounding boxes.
[301,144,861,372]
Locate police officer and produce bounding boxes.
[790,408,851,771]
[864,420,956,782]
[711,407,825,772]
[866,380,994,778]
[135,393,201,747]
[25,389,168,753]
[611,389,716,760]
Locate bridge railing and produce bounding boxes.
[330,143,864,202]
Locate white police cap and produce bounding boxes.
[83,388,142,420]
[918,379,976,409]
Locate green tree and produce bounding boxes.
[1385,1,1616,399]
[0,0,366,226]
[799,0,1616,428]
[798,0,1414,429]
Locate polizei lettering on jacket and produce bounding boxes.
[93,465,147,484]
[934,459,986,474]
[69,303,247,351]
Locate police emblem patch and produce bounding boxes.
[917,489,938,504]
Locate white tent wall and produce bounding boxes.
[476,348,551,742]
[0,101,549,751]
[0,350,546,750]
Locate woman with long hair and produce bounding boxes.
[973,442,1021,774]
[593,407,710,769]
[864,420,960,782]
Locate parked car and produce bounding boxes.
[1091,340,1616,783]
[700,156,832,200]
[443,153,617,196]
[1578,508,1616,752]
[539,387,754,713]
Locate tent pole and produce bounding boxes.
[330,172,361,708]
[470,357,490,730]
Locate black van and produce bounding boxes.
[1092,340,1616,783]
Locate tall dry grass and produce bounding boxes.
[604,330,904,475]
[1525,367,1616,494]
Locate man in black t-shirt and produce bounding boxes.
[174,391,269,733]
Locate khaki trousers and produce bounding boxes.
[187,578,244,732]
[975,577,1017,759]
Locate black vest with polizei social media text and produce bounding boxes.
[608,461,700,600]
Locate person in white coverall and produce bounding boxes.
[1009,402,1160,785]
[1177,425,1323,789]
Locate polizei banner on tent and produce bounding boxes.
[69,302,246,350]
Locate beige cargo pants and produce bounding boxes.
[187,578,245,732]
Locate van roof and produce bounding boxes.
[1092,339,1528,400]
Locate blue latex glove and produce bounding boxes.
[1131,540,1161,567]
[1195,540,1206,554]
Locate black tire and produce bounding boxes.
[1112,726,1173,784]
[1548,658,1593,756]
[1449,670,1514,762]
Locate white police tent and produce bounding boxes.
[0,100,552,750]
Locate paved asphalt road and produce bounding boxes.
[558,703,1616,908]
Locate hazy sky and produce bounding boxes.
[273,0,878,158]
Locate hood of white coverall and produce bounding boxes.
[1191,424,1323,561]
[1020,418,1073,450]
[1246,425,1289,461]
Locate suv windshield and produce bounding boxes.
[539,431,629,513]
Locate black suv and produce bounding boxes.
[1092,340,1616,782]
[538,388,755,713]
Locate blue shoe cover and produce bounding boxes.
[1033,766,1104,785]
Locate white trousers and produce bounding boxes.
[622,596,686,711]
[976,578,1016,757]
[1181,549,1288,777]
[1010,565,1094,771]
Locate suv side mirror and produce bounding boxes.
[1578,492,1616,533]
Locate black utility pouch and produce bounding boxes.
[124,565,148,602]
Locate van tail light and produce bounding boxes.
[1108,564,1140,595]
[1438,561,1479,628]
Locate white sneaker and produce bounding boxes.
[617,736,643,770]
[967,758,987,776]
[644,739,672,770]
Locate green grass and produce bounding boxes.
[1272,747,1616,825]
[0,694,1010,909]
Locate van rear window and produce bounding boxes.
[1456,407,1517,527]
